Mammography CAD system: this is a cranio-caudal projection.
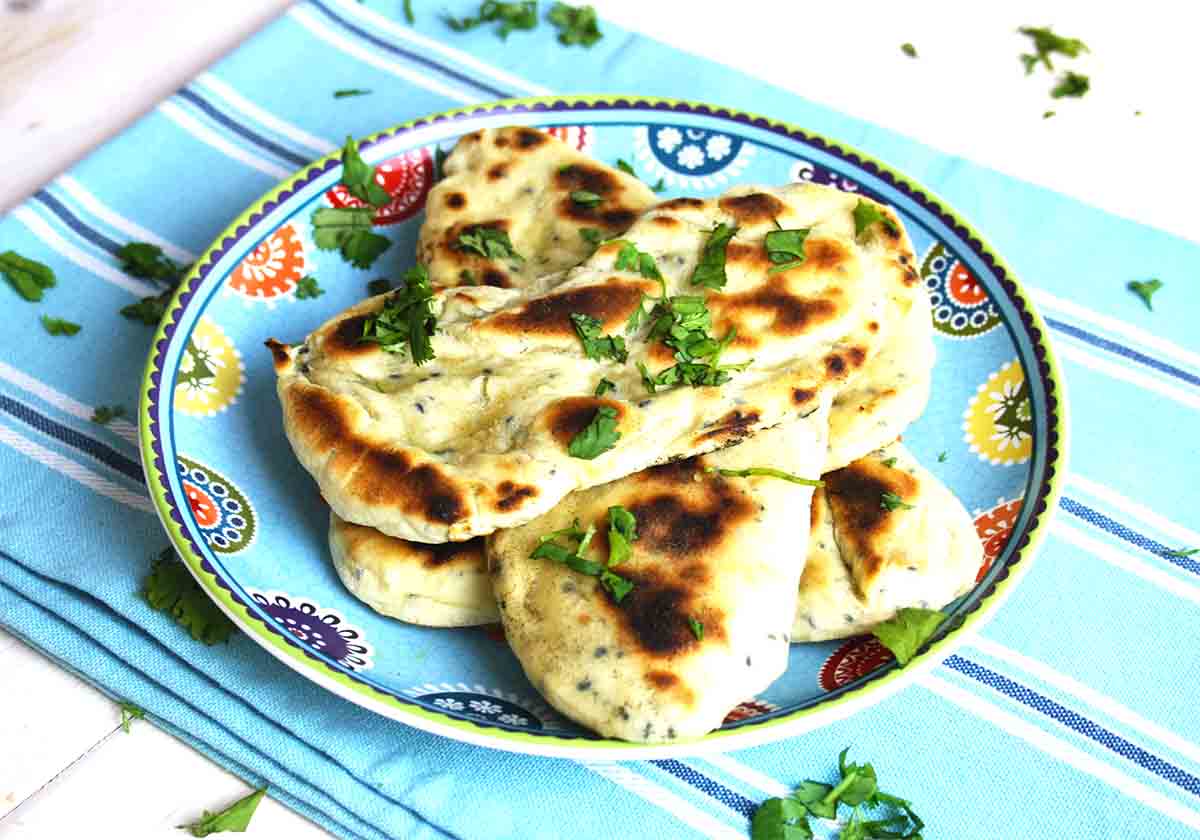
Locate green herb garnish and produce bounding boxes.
[116,242,182,282]
[179,788,267,838]
[548,2,602,47]
[531,519,634,602]
[571,189,603,207]
[1127,278,1162,310]
[444,1,537,38]
[460,269,478,285]
[571,312,628,362]
[1051,71,1090,99]
[607,504,637,566]
[91,405,126,425]
[340,135,391,207]
[1043,110,1056,119]
[1019,26,1088,74]
[613,240,662,282]
[690,222,738,289]
[0,251,56,301]
[579,227,604,246]
[120,295,172,326]
[403,0,414,24]
[900,42,917,58]
[456,225,524,264]
[880,457,898,468]
[118,701,144,733]
[764,224,811,275]
[295,275,324,299]
[41,315,81,336]
[639,296,748,392]
[937,451,947,463]
[594,378,616,397]
[567,405,621,459]
[1164,547,1199,558]
[311,206,392,269]
[706,466,823,487]
[367,278,392,296]
[359,265,436,364]
[615,158,636,177]
[880,491,914,512]
[872,607,945,665]
[687,617,704,641]
[143,548,235,645]
[333,88,372,98]
[853,200,899,240]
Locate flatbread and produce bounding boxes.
[329,512,497,627]
[268,182,917,543]
[792,442,983,642]
[418,126,658,291]
[490,399,830,743]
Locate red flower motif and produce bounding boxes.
[948,262,987,307]
[818,636,895,691]
[973,498,1023,582]
[184,482,220,528]
[542,125,593,153]
[325,147,434,226]
[722,698,779,724]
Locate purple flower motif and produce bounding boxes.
[249,591,374,671]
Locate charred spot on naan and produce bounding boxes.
[718,192,787,225]
[656,197,706,212]
[479,280,648,336]
[823,345,868,379]
[554,162,642,228]
[605,570,726,662]
[318,313,384,362]
[264,339,292,372]
[443,191,467,210]
[492,480,539,512]
[693,408,762,446]
[710,283,842,344]
[822,458,921,591]
[545,397,628,447]
[625,471,756,560]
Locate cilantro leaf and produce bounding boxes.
[880,491,914,511]
[1,251,56,301]
[548,2,603,47]
[295,275,324,299]
[640,295,749,392]
[41,315,81,336]
[690,222,738,289]
[118,701,145,733]
[570,312,628,362]
[116,242,182,283]
[900,42,917,58]
[687,616,704,641]
[853,200,899,240]
[531,518,634,602]
[456,225,524,264]
[751,797,813,840]
[340,135,392,208]
[1019,25,1088,74]
[872,607,944,665]
[311,206,392,269]
[880,457,898,468]
[1043,110,1056,119]
[613,240,662,281]
[791,780,835,819]
[1164,547,1199,558]
[179,788,267,838]
[333,88,372,98]
[615,158,636,177]
[607,504,637,566]
[567,405,621,459]
[120,293,172,326]
[444,1,537,38]
[579,227,604,246]
[403,0,414,24]
[142,549,235,645]
[706,466,823,487]
[764,225,811,275]
[91,405,126,425]
[651,177,665,192]
[1051,71,1090,99]
[1127,278,1162,311]
[359,265,437,364]
[594,377,616,397]
[571,189,603,207]
[937,451,948,462]
[367,278,392,296]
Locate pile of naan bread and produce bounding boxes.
[268,127,983,743]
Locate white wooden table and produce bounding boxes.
[1,1,1196,836]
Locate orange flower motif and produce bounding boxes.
[973,497,1023,582]
[228,222,308,301]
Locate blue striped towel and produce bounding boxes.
[2,2,1198,837]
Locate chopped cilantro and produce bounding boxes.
[295,275,324,299]
[567,405,621,459]
[764,224,811,275]
[650,177,665,193]
[880,491,914,511]
[333,88,372,98]
[444,1,537,38]
[91,405,126,425]
[571,189,603,207]
[548,2,603,47]
[1019,25,1088,74]
[706,466,823,487]
[571,312,627,362]
[937,451,948,463]
[1164,547,1199,558]
[1051,71,1090,99]
[880,457,898,468]
[594,378,616,397]
[900,42,917,58]
[615,158,636,177]
[1127,278,1163,310]
[639,296,748,392]
[852,200,899,240]
[459,269,478,285]
[340,135,391,207]
[613,240,662,282]
[179,788,267,838]
[531,519,634,602]
[579,227,604,246]
[1043,110,1056,119]
[367,278,392,296]
[311,206,392,269]
[690,222,738,289]
[120,293,172,326]
[0,250,56,301]
[607,504,637,566]
[143,548,235,645]
[456,225,524,264]
[872,607,945,665]
[359,265,437,364]
[403,0,414,24]
[116,242,182,283]
[687,617,704,641]
[41,315,81,336]
[118,701,144,733]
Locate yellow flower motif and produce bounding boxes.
[963,359,1033,465]
[174,317,243,417]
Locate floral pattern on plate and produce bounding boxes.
[922,242,1002,339]
[173,317,243,417]
[633,124,753,190]
[249,590,375,671]
[401,683,560,730]
[325,147,434,226]
[226,221,309,303]
[176,455,256,554]
[963,359,1034,465]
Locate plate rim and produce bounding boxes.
[138,94,1069,759]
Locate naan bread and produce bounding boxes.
[418,126,658,291]
[490,400,830,743]
[792,442,983,642]
[329,512,497,627]
[268,182,917,542]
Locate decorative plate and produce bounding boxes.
[139,97,1066,759]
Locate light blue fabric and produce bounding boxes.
[2,1,1199,837]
